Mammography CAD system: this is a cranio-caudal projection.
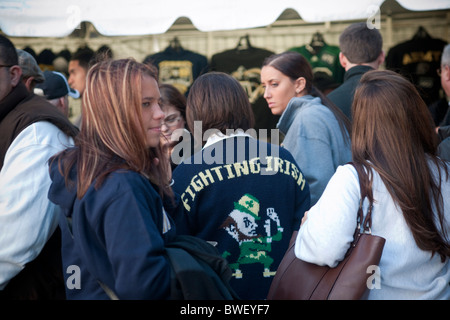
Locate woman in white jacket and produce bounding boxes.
[295,70,450,299]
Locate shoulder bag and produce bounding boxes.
[266,163,386,300]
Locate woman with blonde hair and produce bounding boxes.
[48,58,176,299]
[295,70,450,299]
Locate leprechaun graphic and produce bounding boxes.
[220,193,283,279]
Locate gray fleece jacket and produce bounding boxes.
[277,95,351,205]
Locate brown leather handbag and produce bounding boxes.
[267,163,386,300]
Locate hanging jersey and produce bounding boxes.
[385,35,447,105]
[144,47,209,95]
[289,44,344,85]
[211,47,280,139]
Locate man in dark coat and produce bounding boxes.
[327,22,385,121]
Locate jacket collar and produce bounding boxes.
[0,82,30,123]
[203,129,253,150]
[344,65,374,82]
[277,95,321,134]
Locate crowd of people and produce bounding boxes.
[0,21,449,300]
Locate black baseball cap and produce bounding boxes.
[35,70,80,100]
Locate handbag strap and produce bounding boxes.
[350,162,374,234]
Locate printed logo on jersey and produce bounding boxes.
[220,193,284,279]
[231,66,264,104]
[158,60,193,95]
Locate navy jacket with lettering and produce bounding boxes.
[171,135,310,299]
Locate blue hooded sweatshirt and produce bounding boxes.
[48,154,177,299]
[277,95,351,206]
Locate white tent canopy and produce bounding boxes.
[1,0,449,38]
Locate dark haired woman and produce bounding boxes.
[159,83,194,170]
[261,51,351,205]
[296,70,450,299]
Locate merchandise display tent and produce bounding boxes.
[1,0,449,124]
[1,0,449,60]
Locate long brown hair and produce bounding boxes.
[352,70,450,261]
[54,58,172,199]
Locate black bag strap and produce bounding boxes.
[349,162,374,234]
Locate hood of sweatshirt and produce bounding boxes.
[48,154,77,219]
[277,95,321,135]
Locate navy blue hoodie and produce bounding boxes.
[48,154,176,299]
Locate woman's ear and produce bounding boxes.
[294,77,306,95]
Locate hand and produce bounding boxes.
[151,154,172,187]
[160,136,174,156]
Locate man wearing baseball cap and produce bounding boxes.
[35,70,80,118]
[16,49,45,92]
